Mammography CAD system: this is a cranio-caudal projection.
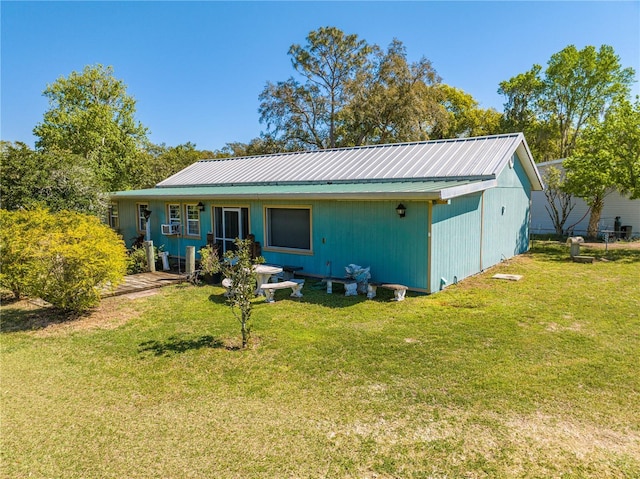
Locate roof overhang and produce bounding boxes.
[111,178,498,202]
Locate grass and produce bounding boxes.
[1,242,639,478]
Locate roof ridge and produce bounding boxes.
[197,133,524,163]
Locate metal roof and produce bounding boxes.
[156,133,543,191]
[113,179,496,201]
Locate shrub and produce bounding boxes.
[0,208,127,311]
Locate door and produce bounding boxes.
[214,206,248,254]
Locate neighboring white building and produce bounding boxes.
[531,159,640,238]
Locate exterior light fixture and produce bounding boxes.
[396,203,406,218]
[143,208,152,220]
[197,201,205,212]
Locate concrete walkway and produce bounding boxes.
[105,271,184,298]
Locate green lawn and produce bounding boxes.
[2,243,639,478]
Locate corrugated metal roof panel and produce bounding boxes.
[157,133,528,188]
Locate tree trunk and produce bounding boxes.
[587,195,604,239]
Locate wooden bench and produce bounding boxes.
[367,282,409,301]
[260,279,305,303]
[322,277,358,296]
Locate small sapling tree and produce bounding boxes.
[200,238,264,348]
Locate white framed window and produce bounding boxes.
[265,206,312,253]
[214,206,250,253]
[167,203,181,227]
[137,203,149,233]
[185,204,201,237]
[108,202,119,229]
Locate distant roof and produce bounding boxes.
[156,133,543,191]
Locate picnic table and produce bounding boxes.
[253,264,283,295]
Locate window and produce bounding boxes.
[137,203,149,233]
[265,207,311,252]
[214,206,249,253]
[185,204,201,237]
[168,203,181,226]
[108,202,119,229]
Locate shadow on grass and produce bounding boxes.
[138,334,234,356]
[0,303,88,333]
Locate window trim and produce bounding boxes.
[184,203,201,238]
[213,205,251,254]
[136,203,148,234]
[166,203,182,235]
[108,202,119,229]
[263,205,313,255]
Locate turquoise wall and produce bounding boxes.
[115,198,431,290]
[430,194,482,292]
[481,154,533,268]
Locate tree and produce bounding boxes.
[431,84,502,139]
[541,165,576,235]
[499,45,635,161]
[33,64,149,192]
[340,39,445,145]
[564,98,640,237]
[200,239,264,349]
[0,141,106,215]
[0,208,127,311]
[137,142,216,189]
[260,27,372,149]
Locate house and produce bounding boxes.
[110,133,543,293]
[531,159,639,238]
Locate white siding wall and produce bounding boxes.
[531,161,640,237]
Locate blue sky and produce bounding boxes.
[2,1,639,152]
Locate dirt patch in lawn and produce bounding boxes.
[1,295,143,336]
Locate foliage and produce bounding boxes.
[200,239,264,348]
[33,64,149,192]
[499,44,635,161]
[431,84,502,139]
[259,27,372,149]
[542,165,576,235]
[126,244,163,275]
[2,243,640,477]
[339,38,444,145]
[0,208,127,311]
[564,98,640,237]
[0,141,107,215]
[137,142,217,189]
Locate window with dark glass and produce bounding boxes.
[266,207,311,251]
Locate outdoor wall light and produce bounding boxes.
[143,208,152,220]
[396,203,406,218]
[197,202,205,212]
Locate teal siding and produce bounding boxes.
[254,199,429,290]
[481,153,532,268]
[114,198,430,290]
[430,194,482,292]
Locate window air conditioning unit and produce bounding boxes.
[161,223,180,235]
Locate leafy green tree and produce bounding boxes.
[33,64,148,192]
[137,142,216,188]
[0,141,106,215]
[200,239,264,349]
[259,27,372,149]
[564,98,640,237]
[0,208,127,311]
[499,45,635,161]
[431,84,502,139]
[340,39,444,145]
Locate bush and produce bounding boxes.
[0,208,127,312]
